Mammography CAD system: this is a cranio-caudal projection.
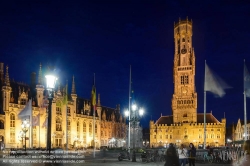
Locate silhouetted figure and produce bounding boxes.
[164,143,179,166]
[187,143,196,166]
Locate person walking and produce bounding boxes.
[164,143,179,166]
[187,143,196,166]
[178,144,188,166]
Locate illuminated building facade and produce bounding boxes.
[149,18,226,148]
[0,63,126,149]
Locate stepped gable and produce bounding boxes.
[76,97,91,115]
[10,80,34,104]
[101,106,121,122]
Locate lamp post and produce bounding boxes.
[18,131,25,149]
[45,72,57,154]
[125,103,144,162]
[52,133,56,148]
[21,119,30,151]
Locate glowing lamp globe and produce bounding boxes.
[45,75,57,90]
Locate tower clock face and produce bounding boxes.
[181,49,187,54]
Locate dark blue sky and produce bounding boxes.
[0,0,250,128]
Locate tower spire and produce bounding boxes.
[38,63,42,85]
[5,65,10,86]
[71,75,76,94]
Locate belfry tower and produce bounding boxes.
[172,18,197,123]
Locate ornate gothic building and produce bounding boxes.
[0,63,126,149]
[149,18,226,148]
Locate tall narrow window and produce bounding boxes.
[83,122,86,132]
[56,118,62,131]
[181,76,184,84]
[10,114,15,143]
[33,127,37,144]
[89,123,92,136]
[67,107,70,116]
[184,75,189,84]
[95,124,97,134]
[77,122,80,132]
[56,107,62,115]
[10,114,15,127]
[67,120,71,131]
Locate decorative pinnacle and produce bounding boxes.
[38,63,42,85]
[71,75,76,94]
[5,65,10,86]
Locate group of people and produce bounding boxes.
[164,143,196,166]
[164,140,250,166]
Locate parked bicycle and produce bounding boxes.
[203,151,213,163]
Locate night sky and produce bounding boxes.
[0,0,250,128]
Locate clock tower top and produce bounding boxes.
[172,17,197,123]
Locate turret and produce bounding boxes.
[0,62,4,82]
[71,75,77,117]
[36,64,44,107]
[2,65,12,113]
[96,94,101,117]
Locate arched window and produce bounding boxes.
[56,118,62,131]
[83,122,86,132]
[95,124,97,134]
[182,38,185,42]
[0,120,4,129]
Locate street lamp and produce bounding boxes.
[21,119,30,151]
[45,72,57,153]
[125,103,144,162]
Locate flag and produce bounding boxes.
[18,99,32,120]
[204,63,231,97]
[91,83,96,110]
[32,114,40,126]
[244,63,250,97]
[42,117,48,128]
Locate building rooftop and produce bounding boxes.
[155,113,221,125]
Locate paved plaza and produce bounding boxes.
[0,150,232,166]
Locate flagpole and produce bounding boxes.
[204,61,206,149]
[244,60,247,141]
[39,108,40,148]
[66,81,68,152]
[30,100,33,149]
[128,65,131,153]
[93,73,96,158]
